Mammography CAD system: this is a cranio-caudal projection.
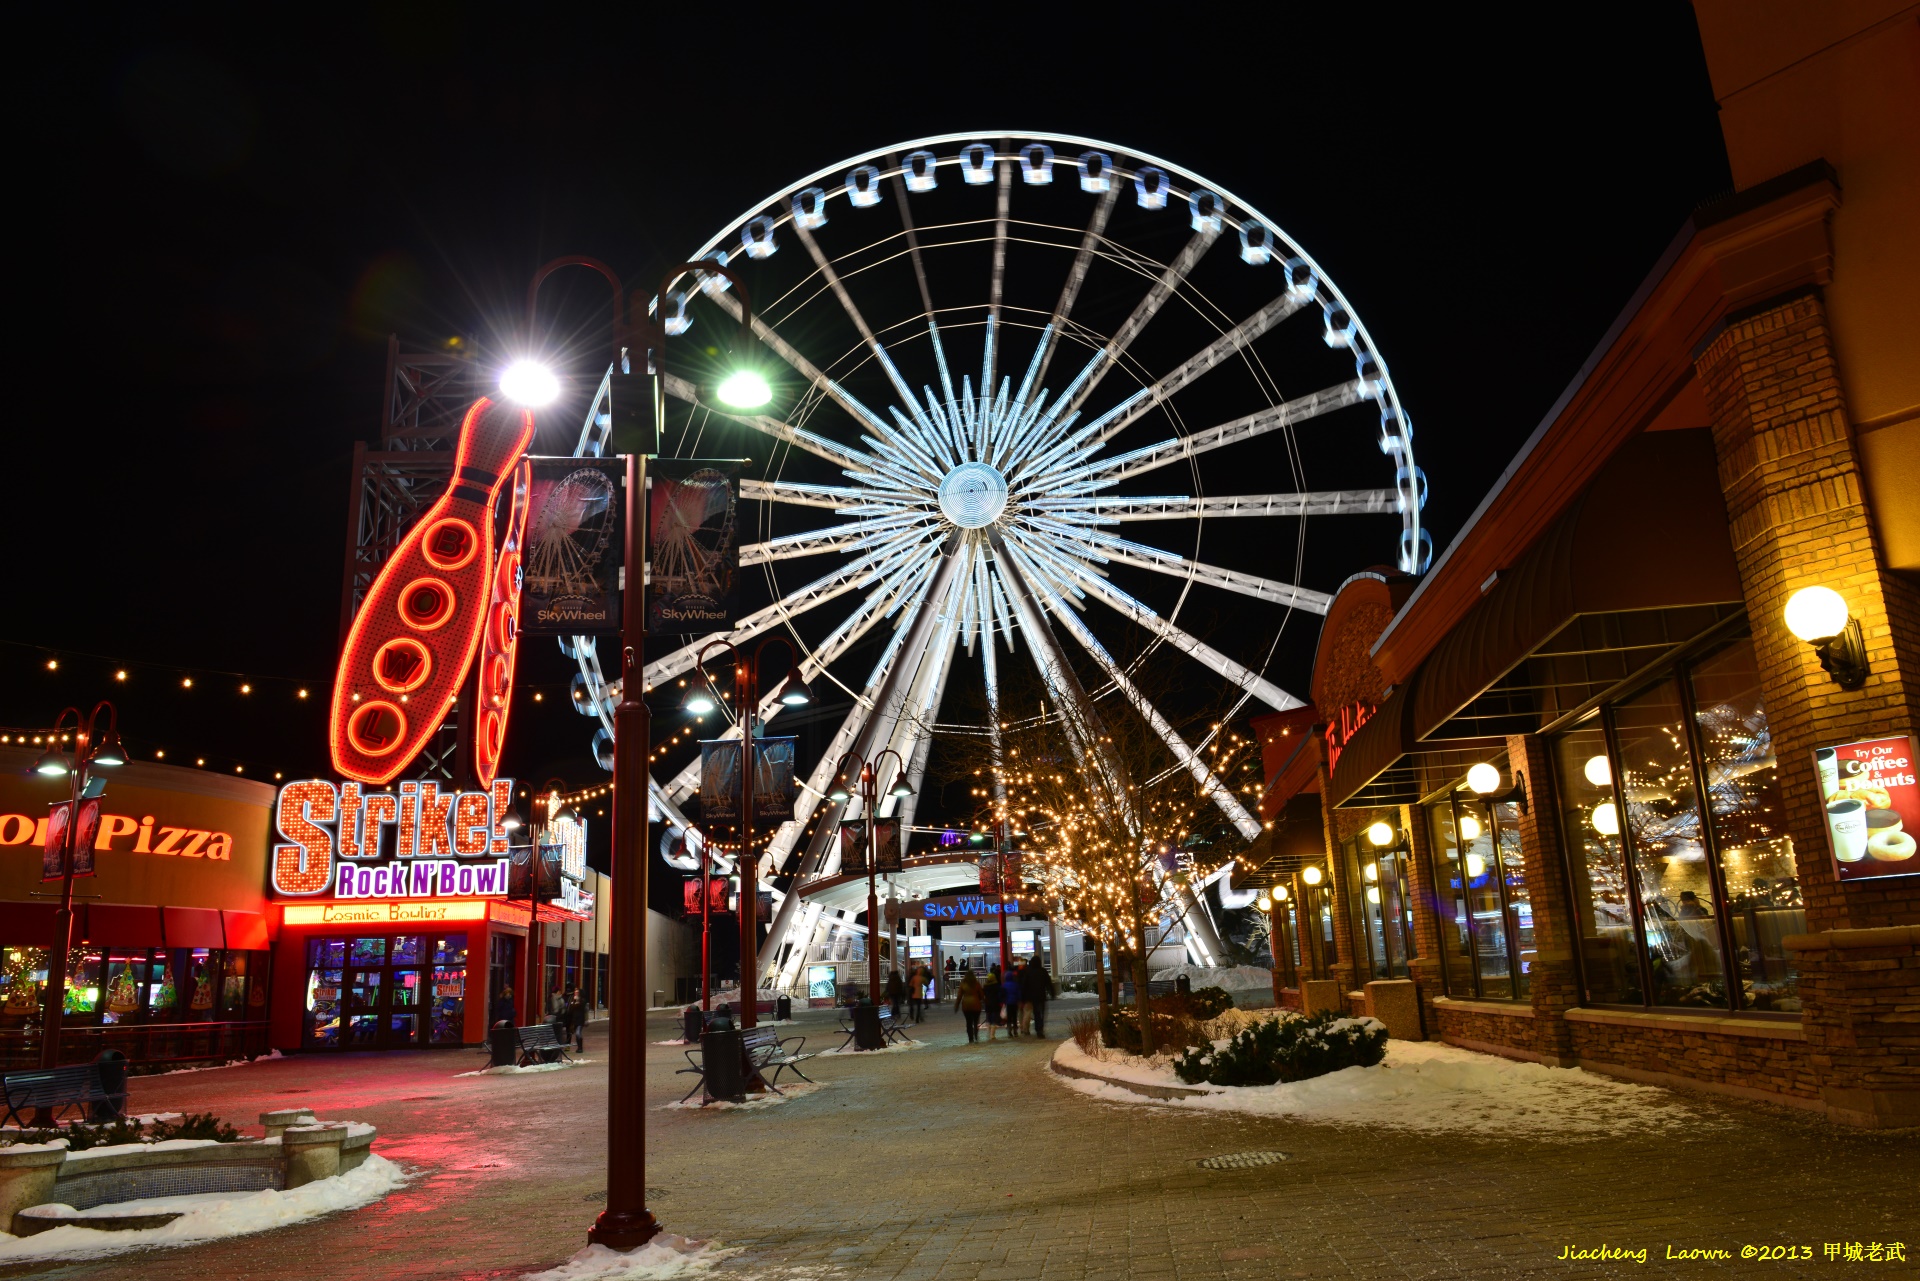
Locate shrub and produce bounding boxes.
[1099,1004,1208,1055]
[1173,1010,1387,1087]
[1069,1012,1101,1054]
[1186,986,1234,1020]
[149,1112,243,1143]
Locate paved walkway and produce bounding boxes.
[11,1000,1918,1280]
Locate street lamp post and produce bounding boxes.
[828,749,911,1045]
[34,702,126,1081]
[531,254,769,1253]
[685,636,810,1029]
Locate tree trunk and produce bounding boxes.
[1130,893,1156,1057]
[1093,935,1109,1021]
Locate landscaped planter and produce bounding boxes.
[0,1111,377,1235]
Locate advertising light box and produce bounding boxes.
[1816,735,1920,881]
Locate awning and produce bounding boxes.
[164,906,226,948]
[1329,431,1744,808]
[84,904,166,947]
[0,903,59,946]
[1410,430,1743,742]
[222,910,271,950]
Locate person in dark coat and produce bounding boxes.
[983,965,1005,1041]
[1018,955,1054,1037]
[563,986,587,1051]
[885,969,906,1014]
[953,970,984,1042]
[490,987,515,1029]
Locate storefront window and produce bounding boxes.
[102,951,147,1024]
[1424,806,1475,996]
[306,937,345,1047]
[1344,835,1414,981]
[1614,676,1728,1007]
[1459,802,1511,998]
[1494,800,1533,998]
[1552,724,1643,1004]
[1689,638,1803,1012]
[432,934,468,1044]
[303,931,472,1050]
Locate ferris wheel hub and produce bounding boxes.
[938,462,1009,529]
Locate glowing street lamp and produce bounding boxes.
[716,369,773,410]
[499,360,561,407]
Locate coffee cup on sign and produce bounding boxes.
[1827,797,1869,863]
[1815,747,1838,800]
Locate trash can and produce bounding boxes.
[488,1024,518,1068]
[91,1050,128,1121]
[700,1027,746,1103]
[682,1005,704,1043]
[852,1001,886,1051]
[774,995,792,1022]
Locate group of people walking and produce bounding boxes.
[883,963,937,1022]
[949,956,1052,1042]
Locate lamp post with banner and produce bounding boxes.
[684,637,811,1027]
[522,253,767,1252]
[32,702,126,1079]
[828,749,911,1047]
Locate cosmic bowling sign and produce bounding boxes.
[271,777,516,902]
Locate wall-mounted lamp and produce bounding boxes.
[1272,885,1288,902]
[1301,865,1323,886]
[1366,820,1396,848]
[1466,762,1529,813]
[1785,586,1869,691]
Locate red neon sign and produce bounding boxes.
[329,397,534,783]
[473,459,530,788]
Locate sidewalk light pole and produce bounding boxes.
[828,749,911,1033]
[33,702,126,1075]
[528,253,768,1253]
[685,637,810,1028]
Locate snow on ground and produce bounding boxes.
[456,1059,594,1077]
[662,1081,827,1112]
[826,1037,927,1056]
[523,1236,732,1280]
[1146,963,1277,991]
[0,1152,407,1262]
[1052,1038,1716,1138]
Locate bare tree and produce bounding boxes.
[946,659,1262,1055]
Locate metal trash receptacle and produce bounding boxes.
[700,1028,746,1103]
[489,1025,518,1067]
[775,995,792,1021]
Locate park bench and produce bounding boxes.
[1,1062,128,1128]
[514,1023,572,1067]
[835,1003,915,1051]
[675,1025,817,1102]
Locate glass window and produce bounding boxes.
[1552,725,1643,1004]
[309,937,347,968]
[1494,800,1533,998]
[186,949,218,1016]
[101,950,148,1024]
[350,937,388,964]
[1689,638,1803,1012]
[1344,840,1390,981]
[431,936,468,1044]
[0,947,46,1025]
[1614,676,1727,1008]
[392,936,426,965]
[1424,805,1475,996]
[1458,801,1512,999]
[64,950,104,1017]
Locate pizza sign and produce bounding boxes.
[1815,734,1920,882]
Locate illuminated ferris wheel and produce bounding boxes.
[560,132,1428,981]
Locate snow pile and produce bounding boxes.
[456,1059,593,1077]
[0,1152,407,1261]
[525,1235,730,1280]
[1147,964,1276,992]
[1053,1038,1714,1138]
[662,1081,826,1112]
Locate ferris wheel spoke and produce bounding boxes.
[1045,378,1368,492]
[741,515,933,567]
[980,613,1009,808]
[642,539,929,688]
[1033,182,1121,391]
[1018,540,1306,713]
[661,373,870,473]
[739,479,913,511]
[1027,491,1396,520]
[878,565,967,818]
[1066,226,1221,417]
[1088,290,1314,450]
[1009,540,1261,840]
[1021,518,1332,612]
[791,221,941,443]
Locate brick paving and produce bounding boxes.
[13,1000,1919,1281]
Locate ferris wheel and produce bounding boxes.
[560,132,1427,982]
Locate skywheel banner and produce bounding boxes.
[521,457,624,636]
[646,460,741,635]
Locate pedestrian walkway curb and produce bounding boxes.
[1048,1044,1215,1100]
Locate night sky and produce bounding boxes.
[12,8,1732,854]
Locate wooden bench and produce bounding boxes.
[1,1063,128,1128]
[675,1026,817,1102]
[515,1023,572,1067]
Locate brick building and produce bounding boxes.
[1247,4,1919,1125]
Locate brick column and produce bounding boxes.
[1400,801,1446,1035]
[1697,289,1920,1125]
[1506,734,1579,1066]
